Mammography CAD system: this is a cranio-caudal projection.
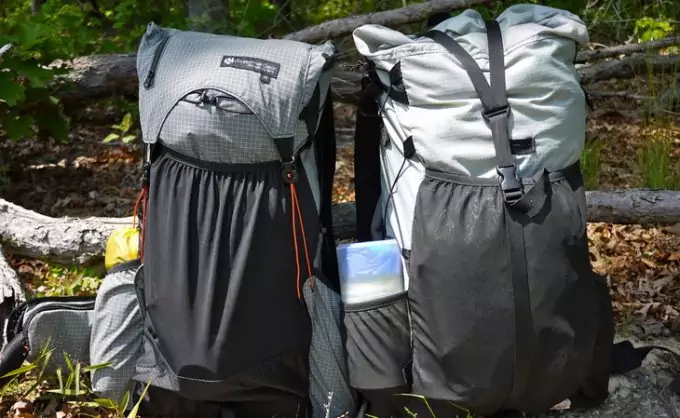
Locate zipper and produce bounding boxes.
[143,35,170,89]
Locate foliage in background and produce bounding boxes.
[32,265,102,298]
[0,0,679,173]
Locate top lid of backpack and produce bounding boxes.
[353,4,589,73]
[136,23,337,144]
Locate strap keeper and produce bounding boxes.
[483,104,510,120]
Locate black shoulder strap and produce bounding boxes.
[353,76,384,242]
[313,87,341,291]
[424,24,521,206]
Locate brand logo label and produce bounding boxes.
[220,56,280,84]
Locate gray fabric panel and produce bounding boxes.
[25,304,93,373]
[133,332,180,392]
[352,5,588,179]
[303,277,356,417]
[137,22,336,148]
[158,90,310,164]
[90,266,145,403]
[406,168,602,416]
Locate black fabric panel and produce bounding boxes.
[406,166,605,416]
[353,77,383,242]
[314,91,340,291]
[343,292,411,391]
[0,331,28,390]
[142,145,317,402]
[134,383,311,418]
[570,271,614,409]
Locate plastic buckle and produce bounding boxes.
[496,164,523,204]
[282,161,298,184]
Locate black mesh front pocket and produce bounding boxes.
[343,292,412,391]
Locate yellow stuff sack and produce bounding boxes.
[105,227,140,271]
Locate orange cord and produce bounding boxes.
[291,185,314,291]
[132,187,148,262]
[290,183,313,301]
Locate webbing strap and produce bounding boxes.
[425,20,536,403]
[273,85,322,185]
[354,76,384,242]
[424,26,521,205]
[486,18,534,405]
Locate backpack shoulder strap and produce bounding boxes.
[353,76,384,242]
[313,86,341,291]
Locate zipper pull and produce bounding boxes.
[143,36,170,89]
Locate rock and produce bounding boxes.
[539,324,680,418]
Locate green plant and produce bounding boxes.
[0,340,150,418]
[34,265,103,298]
[637,131,680,189]
[103,112,137,145]
[581,139,605,190]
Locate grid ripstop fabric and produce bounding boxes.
[136,22,337,164]
[25,303,93,373]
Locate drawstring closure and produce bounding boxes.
[134,153,151,263]
[133,185,149,261]
[285,165,314,301]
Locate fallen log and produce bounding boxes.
[586,189,680,226]
[45,51,680,110]
[0,245,25,324]
[282,0,492,43]
[576,35,680,63]
[1,189,680,266]
[0,198,133,265]
[579,54,680,85]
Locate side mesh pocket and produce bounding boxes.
[90,261,144,403]
[343,292,411,391]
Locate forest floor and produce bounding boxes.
[1,72,679,327]
[0,70,679,416]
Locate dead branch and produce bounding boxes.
[585,189,680,225]
[283,0,492,43]
[576,36,680,63]
[587,91,651,101]
[1,189,679,266]
[579,54,680,85]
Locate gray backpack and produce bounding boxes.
[349,5,616,416]
[0,22,356,418]
[110,22,356,417]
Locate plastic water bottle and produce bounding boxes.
[335,239,405,305]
